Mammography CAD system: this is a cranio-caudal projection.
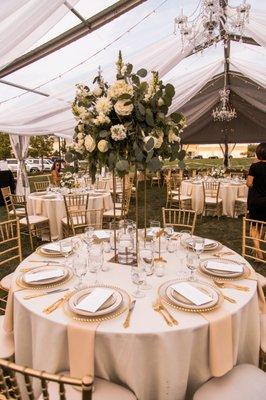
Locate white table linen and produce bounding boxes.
[27,192,113,239]
[12,243,260,400]
[181,180,248,217]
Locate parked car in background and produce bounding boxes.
[193,155,203,159]
[26,158,53,173]
[6,158,18,172]
[208,156,219,159]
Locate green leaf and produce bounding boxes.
[65,151,75,163]
[146,108,154,127]
[146,149,154,162]
[126,63,133,75]
[147,157,161,172]
[163,95,172,107]
[178,149,186,161]
[136,110,145,122]
[159,105,168,115]
[138,102,146,116]
[118,93,132,100]
[132,74,140,86]
[145,137,154,152]
[116,160,129,172]
[99,130,109,138]
[171,112,183,124]
[165,83,175,98]
[136,68,147,78]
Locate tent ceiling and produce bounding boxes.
[0,0,265,143]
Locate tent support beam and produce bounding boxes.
[0,0,147,79]
[229,34,259,46]
[0,79,49,97]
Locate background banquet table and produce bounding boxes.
[181,180,248,217]
[12,241,260,400]
[27,191,113,239]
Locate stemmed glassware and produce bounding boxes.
[131,266,145,298]
[59,240,73,267]
[192,237,205,267]
[72,256,87,289]
[139,247,154,290]
[179,230,192,249]
[186,252,198,281]
[84,227,95,247]
[88,244,103,284]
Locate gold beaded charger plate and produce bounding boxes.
[158,279,223,313]
[68,287,123,317]
[64,284,130,323]
[184,237,220,252]
[16,266,73,290]
[199,258,250,280]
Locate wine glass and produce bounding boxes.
[131,266,145,298]
[192,237,205,266]
[73,257,87,289]
[88,244,103,284]
[139,247,154,290]
[186,253,198,281]
[72,237,81,254]
[60,240,73,267]
[180,230,192,250]
[84,226,95,246]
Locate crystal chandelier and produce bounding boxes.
[174,0,251,52]
[212,88,237,122]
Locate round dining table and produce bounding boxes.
[181,179,248,217]
[10,239,260,400]
[27,191,113,239]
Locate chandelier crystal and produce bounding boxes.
[212,88,237,122]
[174,0,251,52]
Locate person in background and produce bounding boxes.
[51,160,61,186]
[246,142,266,259]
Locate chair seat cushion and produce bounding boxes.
[193,364,266,400]
[172,195,191,201]
[0,316,14,359]
[37,371,136,400]
[261,314,266,353]
[8,208,25,216]
[205,197,222,204]
[61,216,85,226]
[235,198,247,203]
[103,209,124,218]
[0,272,13,291]
[20,215,49,225]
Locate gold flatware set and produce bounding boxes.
[153,300,178,326]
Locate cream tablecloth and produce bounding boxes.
[181,180,248,217]
[27,191,113,239]
[11,243,260,400]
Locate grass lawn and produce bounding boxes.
[1,180,265,282]
[165,157,253,171]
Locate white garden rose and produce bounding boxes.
[97,139,109,153]
[84,135,96,152]
[93,86,103,97]
[158,97,164,106]
[92,113,111,126]
[110,124,127,141]
[168,129,180,144]
[107,80,133,99]
[95,96,113,115]
[77,131,84,140]
[77,123,84,132]
[114,100,133,116]
[74,142,85,153]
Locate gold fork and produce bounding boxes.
[153,302,173,326]
[156,300,178,325]
[213,280,249,292]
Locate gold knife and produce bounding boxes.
[123,300,136,328]
[43,291,73,314]
[24,288,68,300]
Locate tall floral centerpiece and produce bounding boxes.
[70,52,186,259]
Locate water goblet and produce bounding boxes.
[88,244,103,284]
[167,237,177,253]
[179,230,192,250]
[131,266,145,298]
[154,260,165,277]
[139,247,154,290]
[73,256,87,289]
[186,253,198,281]
[192,237,205,265]
[59,240,73,268]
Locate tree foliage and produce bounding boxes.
[28,136,54,158]
[0,133,12,159]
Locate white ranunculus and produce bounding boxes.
[77,131,84,140]
[84,135,96,152]
[110,124,127,141]
[93,86,103,97]
[97,139,109,153]
[95,96,113,115]
[114,100,133,116]
[92,113,111,126]
[168,130,180,144]
[78,123,84,132]
[108,80,133,100]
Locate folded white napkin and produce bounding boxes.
[94,230,110,239]
[187,238,216,248]
[75,288,114,313]
[206,260,243,273]
[171,282,213,306]
[24,269,64,283]
[42,242,72,253]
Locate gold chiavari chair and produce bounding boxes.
[234,186,247,218]
[0,359,137,400]
[0,187,25,219]
[202,181,223,218]
[33,179,50,192]
[150,171,161,187]
[165,178,192,209]
[94,180,108,190]
[103,186,132,221]
[162,208,197,235]
[68,209,103,236]
[242,217,266,264]
[62,194,89,237]
[11,195,51,251]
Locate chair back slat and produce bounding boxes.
[242,217,266,264]
[1,187,14,217]
[34,181,50,192]
[0,359,93,400]
[0,218,22,268]
[162,208,197,234]
[202,181,220,200]
[69,209,103,236]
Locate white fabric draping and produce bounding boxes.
[0,0,79,70]
[243,8,266,48]
[230,58,266,88]
[9,134,30,196]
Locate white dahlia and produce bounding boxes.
[114,100,133,116]
[92,113,111,126]
[110,124,127,141]
[108,80,133,100]
[95,96,112,115]
[93,86,103,97]
[84,135,96,152]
